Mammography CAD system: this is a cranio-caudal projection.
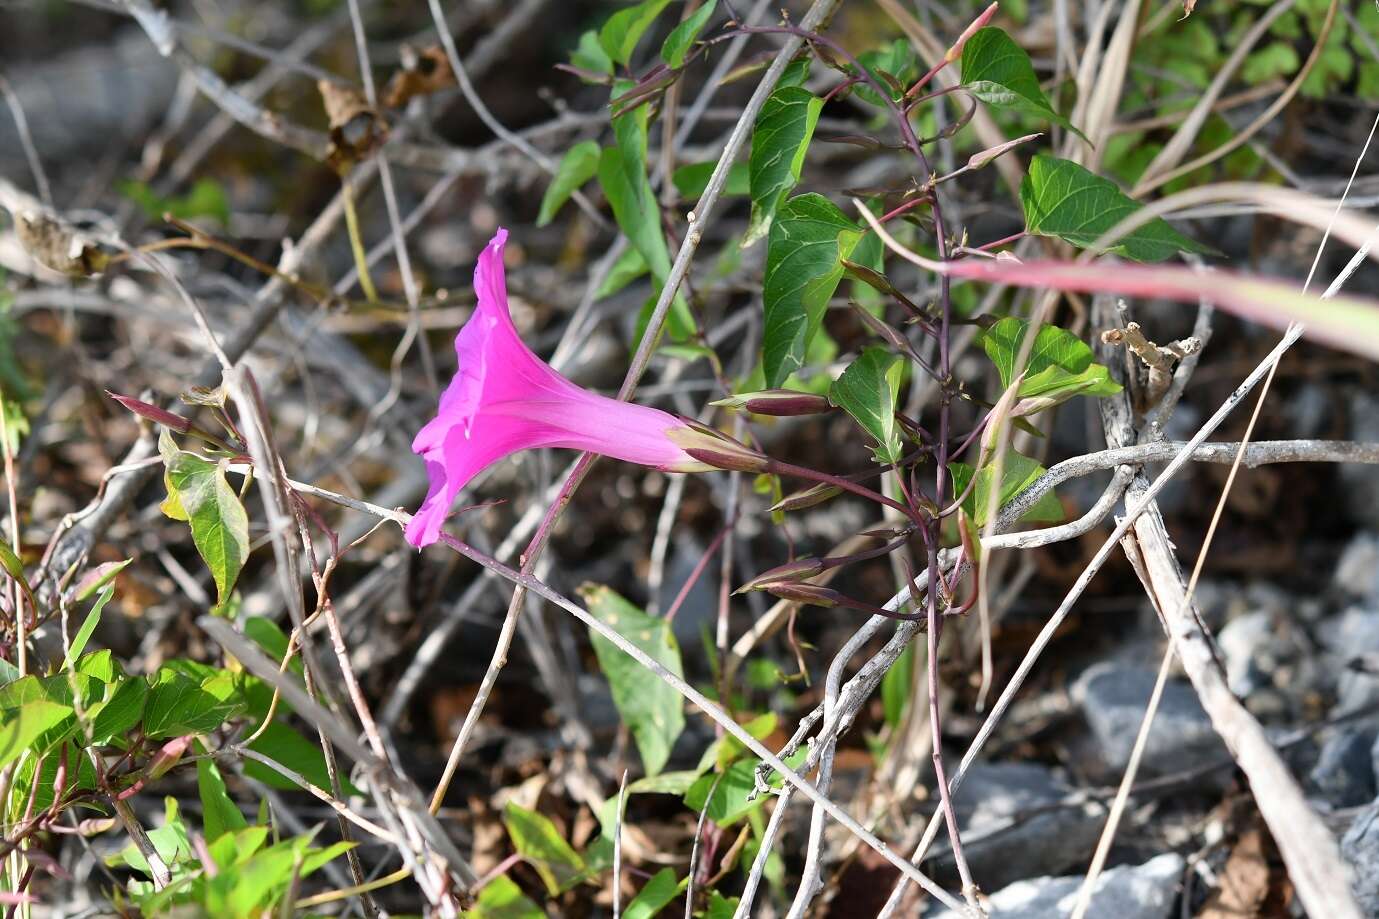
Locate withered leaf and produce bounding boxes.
[318,80,388,173]
[1198,830,1275,918]
[15,211,108,277]
[382,44,455,109]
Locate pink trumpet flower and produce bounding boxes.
[406,229,715,548]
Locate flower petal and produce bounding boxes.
[406,413,545,547]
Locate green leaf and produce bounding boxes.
[143,668,241,739]
[0,700,72,768]
[0,675,98,758]
[1241,42,1300,84]
[671,160,750,200]
[661,0,717,68]
[828,347,904,465]
[705,891,740,919]
[0,394,25,457]
[242,617,302,676]
[596,246,651,298]
[503,801,587,896]
[0,673,78,708]
[22,739,98,812]
[572,30,614,76]
[626,769,701,795]
[600,0,675,66]
[537,140,601,227]
[0,540,22,581]
[118,177,231,225]
[76,649,117,682]
[215,832,338,917]
[74,558,131,603]
[162,449,250,610]
[684,759,762,825]
[979,316,1121,406]
[579,584,685,776]
[745,86,823,246]
[597,98,695,340]
[197,757,247,841]
[244,721,363,797]
[90,676,147,744]
[950,450,1064,526]
[1020,155,1211,262]
[695,712,777,774]
[1300,26,1352,99]
[462,875,545,919]
[880,642,915,729]
[961,27,1085,139]
[299,839,354,878]
[625,867,680,919]
[854,39,919,107]
[684,745,807,826]
[64,584,112,670]
[762,194,864,386]
[115,797,192,876]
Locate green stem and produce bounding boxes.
[341,177,378,304]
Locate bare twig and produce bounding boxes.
[878,326,1305,915]
[423,0,604,227]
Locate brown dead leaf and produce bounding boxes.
[318,79,388,173]
[1182,0,1197,19]
[466,795,508,878]
[429,684,479,745]
[1198,829,1272,918]
[383,44,455,109]
[15,211,108,277]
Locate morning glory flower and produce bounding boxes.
[406,229,739,548]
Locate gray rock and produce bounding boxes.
[1074,662,1227,778]
[1218,611,1275,697]
[1341,798,1379,915]
[929,853,1184,919]
[1310,729,1378,808]
[1335,534,1379,606]
[1190,580,1237,631]
[0,29,179,179]
[926,762,1102,891]
[1319,608,1379,714]
[1217,605,1321,719]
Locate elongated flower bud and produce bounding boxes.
[108,391,197,435]
[761,582,842,608]
[944,3,998,63]
[713,390,833,417]
[769,482,843,513]
[736,557,825,594]
[665,419,771,474]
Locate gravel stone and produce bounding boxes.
[1341,797,1379,915]
[929,853,1184,919]
[1074,663,1227,778]
[926,761,1102,890]
[1310,728,1378,808]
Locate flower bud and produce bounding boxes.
[666,420,771,473]
[760,582,842,608]
[108,391,196,435]
[769,482,843,513]
[736,557,825,594]
[713,390,832,417]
